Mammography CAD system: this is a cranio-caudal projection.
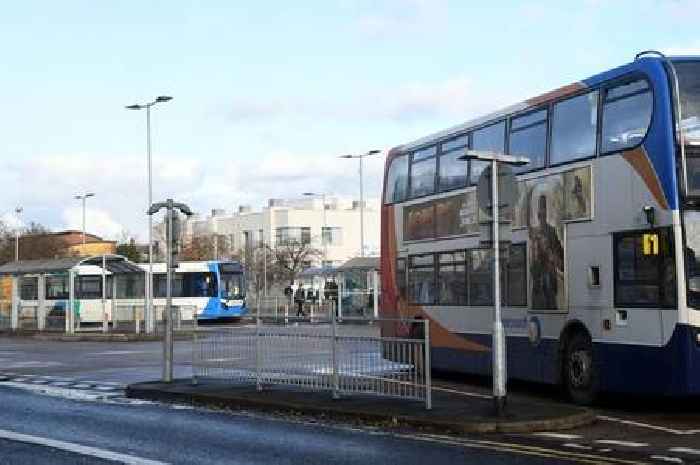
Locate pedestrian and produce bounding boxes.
[294,285,305,317]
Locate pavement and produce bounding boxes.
[126,379,593,433]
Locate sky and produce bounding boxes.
[1,0,699,240]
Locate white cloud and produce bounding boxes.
[353,0,448,39]
[225,75,517,125]
[62,206,125,240]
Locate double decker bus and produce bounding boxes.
[380,51,700,403]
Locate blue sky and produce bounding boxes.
[2,0,699,240]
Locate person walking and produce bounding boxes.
[294,285,306,317]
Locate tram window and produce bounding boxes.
[46,275,69,300]
[20,277,38,300]
[438,252,467,305]
[614,229,675,307]
[509,109,547,172]
[153,272,216,298]
[408,254,436,304]
[602,80,652,153]
[550,91,598,165]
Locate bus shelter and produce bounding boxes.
[335,257,380,319]
[0,255,145,334]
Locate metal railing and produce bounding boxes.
[192,316,431,409]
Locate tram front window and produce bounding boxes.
[221,273,244,300]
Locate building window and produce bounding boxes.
[438,251,467,305]
[385,154,409,203]
[601,79,652,153]
[275,227,311,245]
[550,91,598,165]
[408,254,435,304]
[439,135,468,191]
[322,227,343,246]
[614,228,675,307]
[20,277,38,301]
[46,275,69,300]
[509,109,547,172]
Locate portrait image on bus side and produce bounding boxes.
[380,52,700,404]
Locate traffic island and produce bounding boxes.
[0,329,193,342]
[126,379,594,434]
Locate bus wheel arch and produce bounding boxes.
[559,321,599,405]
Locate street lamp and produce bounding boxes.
[147,198,193,383]
[339,149,381,257]
[74,193,95,245]
[459,149,529,416]
[14,206,22,262]
[126,95,173,335]
[302,192,328,265]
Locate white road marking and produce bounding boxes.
[650,456,683,464]
[92,350,147,356]
[564,443,593,450]
[533,432,582,440]
[598,415,700,436]
[0,428,169,465]
[429,384,492,399]
[595,440,649,448]
[0,381,120,401]
[669,447,700,456]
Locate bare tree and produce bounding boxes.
[271,239,322,285]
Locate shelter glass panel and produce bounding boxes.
[46,274,69,300]
[20,277,38,300]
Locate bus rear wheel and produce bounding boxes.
[564,333,598,405]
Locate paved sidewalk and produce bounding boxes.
[126,379,594,433]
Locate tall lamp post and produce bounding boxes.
[459,149,528,415]
[74,193,95,244]
[14,207,22,262]
[126,95,173,335]
[339,149,381,257]
[302,192,328,265]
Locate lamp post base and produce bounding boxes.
[494,396,507,416]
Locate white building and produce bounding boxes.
[155,197,380,268]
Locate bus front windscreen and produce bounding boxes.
[221,273,245,300]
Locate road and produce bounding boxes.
[0,381,580,465]
[2,336,700,464]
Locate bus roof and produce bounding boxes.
[398,54,700,153]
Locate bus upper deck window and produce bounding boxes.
[601,80,652,153]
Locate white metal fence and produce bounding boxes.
[192,316,432,409]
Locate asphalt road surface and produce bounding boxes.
[0,385,578,465]
[2,336,700,464]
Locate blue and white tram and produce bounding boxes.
[146,260,248,321]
